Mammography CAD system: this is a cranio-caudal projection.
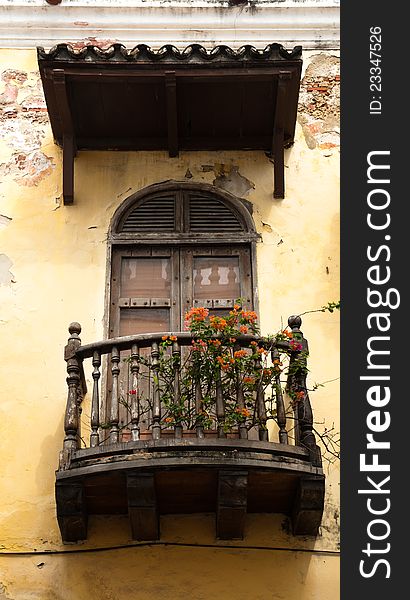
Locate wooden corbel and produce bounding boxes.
[165,71,179,158]
[52,69,77,205]
[272,73,291,199]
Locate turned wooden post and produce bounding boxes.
[195,378,205,439]
[287,315,322,466]
[109,346,120,444]
[130,343,140,441]
[272,348,288,444]
[90,350,101,448]
[234,342,248,440]
[62,322,83,462]
[151,342,161,440]
[254,354,268,441]
[172,340,182,440]
[216,366,226,438]
[193,346,205,439]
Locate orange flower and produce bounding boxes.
[234,349,247,358]
[234,304,241,311]
[210,316,228,331]
[164,417,174,423]
[239,325,248,334]
[241,310,258,323]
[170,335,177,341]
[295,391,305,400]
[162,335,168,341]
[185,306,209,322]
[235,407,251,417]
[243,376,255,384]
[263,368,272,377]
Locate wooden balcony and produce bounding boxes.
[56,317,325,543]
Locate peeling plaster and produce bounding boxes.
[0,254,15,286]
[298,54,340,150]
[0,68,54,186]
[211,163,255,197]
[0,150,54,187]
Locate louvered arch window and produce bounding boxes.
[114,185,255,236]
[109,182,259,337]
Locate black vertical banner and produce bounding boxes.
[341,2,406,597]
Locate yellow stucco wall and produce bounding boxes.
[0,48,340,599]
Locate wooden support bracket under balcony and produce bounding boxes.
[217,470,248,540]
[127,471,159,541]
[291,476,326,535]
[55,480,87,543]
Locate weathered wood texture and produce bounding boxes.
[291,475,326,536]
[217,470,248,540]
[55,480,87,542]
[127,472,159,540]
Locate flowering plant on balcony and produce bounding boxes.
[147,301,302,435]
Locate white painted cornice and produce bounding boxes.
[0,1,340,51]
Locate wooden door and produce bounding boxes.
[107,244,254,438]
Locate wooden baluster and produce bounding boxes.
[192,344,205,439]
[255,353,268,441]
[195,379,205,439]
[130,344,140,442]
[235,343,247,440]
[172,340,182,441]
[109,346,120,444]
[151,342,161,440]
[90,350,101,447]
[287,315,321,466]
[62,322,83,466]
[272,348,288,444]
[216,366,226,438]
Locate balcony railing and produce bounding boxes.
[56,316,325,543]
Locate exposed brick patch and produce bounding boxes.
[1,69,28,85]
[298,54,340,150]
[1,150,54,187]
[0,69,54,186]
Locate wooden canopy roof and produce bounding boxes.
[37,43,303,204]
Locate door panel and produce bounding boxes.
[120,256,172,297]
[193,256,240,301]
